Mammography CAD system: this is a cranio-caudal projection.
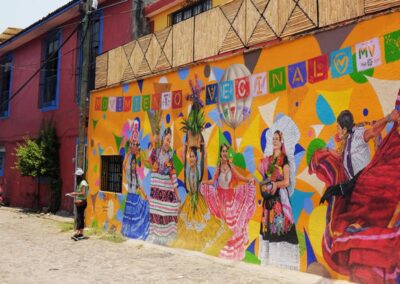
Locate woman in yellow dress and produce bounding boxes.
[171,147,232,256]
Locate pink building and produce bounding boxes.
[0,0,135,211]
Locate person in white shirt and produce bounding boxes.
[321,109,399,202]
[69,168,88,238]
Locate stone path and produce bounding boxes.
[0,207,349,284]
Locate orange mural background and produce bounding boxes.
[87,12,400,279]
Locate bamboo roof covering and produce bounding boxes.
[95,0,400,89]
[0,27,22,43]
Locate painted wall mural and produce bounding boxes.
[87,12,400,283]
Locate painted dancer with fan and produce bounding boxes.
[319,107,399,204]
[309,93,400,283]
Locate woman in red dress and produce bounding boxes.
[310,123,400,283]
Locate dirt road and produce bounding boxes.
[0,207,346,284]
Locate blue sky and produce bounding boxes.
[0,0,71,33]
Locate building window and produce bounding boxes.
[101,155,122,193]
[0,54,12,118]
[0,148,5,177]
[170,0,212,25]
[76,10,103,101]
[39,31,61,110]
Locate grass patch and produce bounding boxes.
[85,227,126,243]
[99,232,126,243]
[59,221,74,232]
[85,227,102,236]
[90,218,99,228]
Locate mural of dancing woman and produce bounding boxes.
[258,130,299,270]
[201,143,255,260]
[310,106,400,284]
[171,147,232,255]
[147,127,181,245]
[121,121,149,240]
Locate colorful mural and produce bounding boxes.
[87,12,400,283]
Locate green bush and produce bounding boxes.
[14,121,61,212]
[15,138,45,177]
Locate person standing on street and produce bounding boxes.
[69,168,88,239]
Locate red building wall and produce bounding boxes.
[101,0,133,52]
[0,0,133,211]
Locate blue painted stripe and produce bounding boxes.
[0,53,13,119]
[56,30,62,110]
[0,151,4,176]
[7,53,13,117]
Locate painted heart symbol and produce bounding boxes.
[334,52,349,74]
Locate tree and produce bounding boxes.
[37,122,59,176]
[15,138,45,177]
[37,122,61,213]
[15,122,61,212]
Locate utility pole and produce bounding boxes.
[132,0,149,40]
[77,0,93,172]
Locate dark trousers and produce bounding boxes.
[75,200,87,230]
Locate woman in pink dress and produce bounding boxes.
[201,143,256,260]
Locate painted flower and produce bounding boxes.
[269,210,275,224]
[284,217,293,232]
[262,209,268,224]
[274,214,285,235]
[270,223,277,234]
[152,163,158,172]
[274,201,282,216]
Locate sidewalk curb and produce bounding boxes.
[124,239,351,284]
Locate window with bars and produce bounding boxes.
[101,155,122,193]
[170,0,212,26]
[39,31,61,110]
[0,54,12,118]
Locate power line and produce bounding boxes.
[97,0,128,12]
[0,0,138,111]
[0,99,85,140]
[0,22,82,111]
[0,64,78,72]
[0,2,135,70]
[0,44,100,71]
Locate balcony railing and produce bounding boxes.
[95,0,400,89]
